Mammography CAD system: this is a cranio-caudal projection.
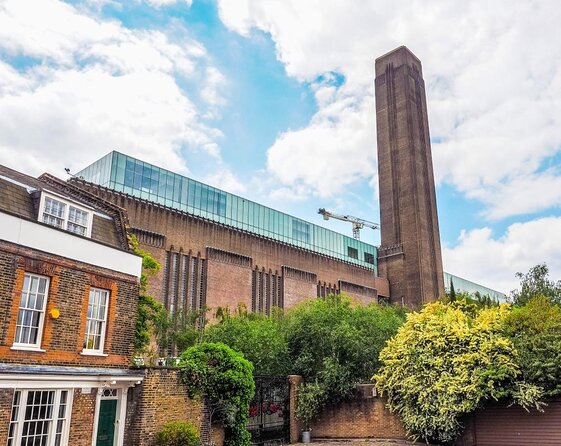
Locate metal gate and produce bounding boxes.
[248,376,290,445]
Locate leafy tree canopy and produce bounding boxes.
[287,294,405,426]
[374,301,543,444]
[203,306,290,376]
[510,263,561,306]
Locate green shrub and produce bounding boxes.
[155,421,200,446]
[179,342,254,446]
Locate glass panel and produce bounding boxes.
[76,153,378,273]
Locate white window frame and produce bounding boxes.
[81,288,110,356]
[38,191,93,238]
[12,273,49,351]
[7,388,73,446]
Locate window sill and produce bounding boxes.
[80,351,108,357]
[11,345,46,353]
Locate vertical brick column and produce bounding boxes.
[289,375,303,443]
[375,46,445,307]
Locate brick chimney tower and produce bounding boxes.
[375,46,445,307]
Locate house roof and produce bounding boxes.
[0,164,132,251]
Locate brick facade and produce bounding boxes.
[0,389,13,444]
[0,241,138,367]
[206,256,252,313]
[68,390,97,446]
[71,186,390,313]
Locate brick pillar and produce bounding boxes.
[289,375,303,444]
[200,394,212,446]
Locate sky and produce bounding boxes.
[1,0,560,294]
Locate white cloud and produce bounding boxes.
[267,84,377,198]
[144,0,192,8]
[443,217,561,294]
[0,0,225,177]
[203,167,247,195]
[217,0,561,218]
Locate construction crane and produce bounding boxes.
[318,208,380,240]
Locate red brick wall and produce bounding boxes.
[74,188,390,309]
[125,367,223,446]
[310,398,406,440]
[0,241,138,367]
[68,389,97,446]
[289,381,406,442]
[283,276,317,308]
[206,258,252,313]
[0,389,14,444]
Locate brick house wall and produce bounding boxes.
[68,390,97,446]
[0,241,138,367]
[0,389,13,443]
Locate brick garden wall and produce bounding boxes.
[289,380,407,443]
[125,367,224,446]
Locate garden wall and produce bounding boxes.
[289,379,407,442]
[125,367,224,446]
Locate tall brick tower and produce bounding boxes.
[375,46,445,307]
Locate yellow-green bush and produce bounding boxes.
[374,301,543,443]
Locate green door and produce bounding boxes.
[96,399,117,446]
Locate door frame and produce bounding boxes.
[91,385,129,446]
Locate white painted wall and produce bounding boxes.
[0,212,141,278]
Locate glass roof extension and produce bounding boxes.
[444,272,506,302]
[76,151,378,272]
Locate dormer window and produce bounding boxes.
[39,193,92,237]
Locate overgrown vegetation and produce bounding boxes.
[203,305,290,376]
[504,295,561,396]
[287,295,406,425]
[155,420,200,446]
[154,307,207,357]
[179,342,255,446]
[374,301,544,443]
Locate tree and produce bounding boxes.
[449,279,457,302]
[510,263,561,306]
[374,301,543,443]
[504,295,561,396]
[286,294,405,421]
[179,342,254,446]
[154,307,207,358]
[203,307,290,376]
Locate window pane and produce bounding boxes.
[84,288,109,351]
[15,274,48,347]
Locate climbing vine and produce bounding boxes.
[130,235,163,355]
